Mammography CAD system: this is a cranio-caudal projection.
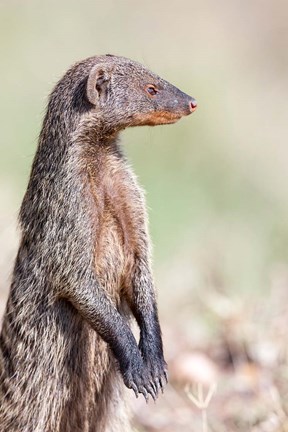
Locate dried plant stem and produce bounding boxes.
[186,382,217,432]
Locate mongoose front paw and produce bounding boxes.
[139,337,168,398]
[121,350,158,402]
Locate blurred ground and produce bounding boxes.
[1,0,288,430]
[130,263,288,431]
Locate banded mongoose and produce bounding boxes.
[0,55,197,432]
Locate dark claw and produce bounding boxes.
[159,376,164,393]
[140,386,149,403]
[153,376,161,393]
[150,379,158,396]
[131,382,139,398]
[146,384,157,401]
[164,369,168,383]
[150,381,158,400]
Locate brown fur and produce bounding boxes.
[0,55,196,431]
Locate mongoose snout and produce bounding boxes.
[190,98,198,112]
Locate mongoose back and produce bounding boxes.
[0,55,197,432]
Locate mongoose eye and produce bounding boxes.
[146,85,158,96]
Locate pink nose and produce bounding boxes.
[190,98,197,112]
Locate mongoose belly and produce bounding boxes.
[94,208,127,302]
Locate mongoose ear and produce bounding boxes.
[86,64,114,106]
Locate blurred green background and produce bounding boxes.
[1,1,288,430]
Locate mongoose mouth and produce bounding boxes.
[131,110,192,126]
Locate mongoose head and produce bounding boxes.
[85,55,197,131]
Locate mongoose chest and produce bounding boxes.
[87,151,146,298]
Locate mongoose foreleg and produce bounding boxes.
[129,257,168,396]
[65,274,157,400]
